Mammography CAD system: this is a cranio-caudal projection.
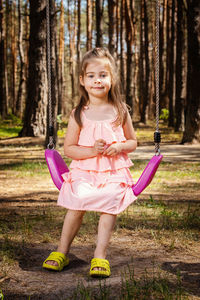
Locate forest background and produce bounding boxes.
[0,0,199,145]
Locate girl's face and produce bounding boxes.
[80,58,112,102]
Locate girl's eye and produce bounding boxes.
[100,74,106,78]
[88,75,94,78]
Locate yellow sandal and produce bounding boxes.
[43,251,69,271]
[89,258,111,278]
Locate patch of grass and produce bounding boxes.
[0,114,22,138]
[0,126,22,138]
[135,120,183,145]
[68,265,188,300]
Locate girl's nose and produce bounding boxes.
[95,78,101,83]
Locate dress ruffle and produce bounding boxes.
[78,111,126,146]
[70,152,133,171]
[62,167,134,187]
[58,168,137,214]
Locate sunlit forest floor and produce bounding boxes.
[0,119,200,299]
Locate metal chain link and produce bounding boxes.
[46,0,54,149]
[155,0,160,155]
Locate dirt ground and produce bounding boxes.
[0,137,200,299]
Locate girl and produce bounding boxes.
[43,47,137,278]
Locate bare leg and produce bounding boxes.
[93,213,116,270]
[46,209,85,266]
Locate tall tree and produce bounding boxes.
[95,0,103,47]
[16,0,25,118]
[168,0,175,127]
[138,0,145,119]
[67,0,76,100]
[20,0,49,137]
[125,0,135,115]
[76,0,81,68]
[0,0,6,118]
[108,0,116,56]
[11,0,17,115]
[182,0,200,143]
[175,0,185,132]
[120,0,125,95]
[140,0,150,123]
[87,0,93,50]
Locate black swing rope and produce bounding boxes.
[46,0,161,153]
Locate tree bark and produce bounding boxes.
[108,0,116,56]
[16,0,25,118]
[77,0,81,68]
[182,0,200,143]
[67,0,76,100]
[120,0,125,95]
[168,0,175,127]
[138,0,144,119]
[95,0,103,47]
[140,0,149,123]
[20,0,48,137]
[87,0,93,50]
[175,0,185,132]
[0,0,7,118]
[125,0,135,115]
[11,0,17,115]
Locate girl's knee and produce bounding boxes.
[70,209,85,219]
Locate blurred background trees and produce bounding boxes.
[0,0,199,143]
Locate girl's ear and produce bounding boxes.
[80,75,84,86]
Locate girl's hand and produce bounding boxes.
[93,139,107,154]
[103,143,122,156]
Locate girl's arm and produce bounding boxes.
[121,111,137,153]
[103,111,137,156]
[64,114,100,160]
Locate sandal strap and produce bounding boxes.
[90,258,110,271]
[44,251,67,266]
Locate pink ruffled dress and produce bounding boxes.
[57,110,137,215]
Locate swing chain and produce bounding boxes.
[154,0,161,155]
[46,0,55,149]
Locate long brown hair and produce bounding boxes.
[74,47,127,127]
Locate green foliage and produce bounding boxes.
[0,290,4,300]
[160,109,169,122]
[0,114,22,138]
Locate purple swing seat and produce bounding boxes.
[45,149,69,190]
[45,149,163,196]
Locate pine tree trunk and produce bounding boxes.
[108,0,116,56]
[0,0,7,118]
[139,0,144,119]
[116,0,120,56]
[182,0,200,143]
[95,0,103,47]
[77,0,81,68]
[125,0,134,115]
[175,0,185,132]
[120,0,125,95]
[16,0,25,118]
[168,0,175,127]
[140,0,149,124]
[87,0,93,50]
[11,0,17,115]
[20,0,48,137]
[67,0,76,100]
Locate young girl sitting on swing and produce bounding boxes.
[43,47,137,277]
